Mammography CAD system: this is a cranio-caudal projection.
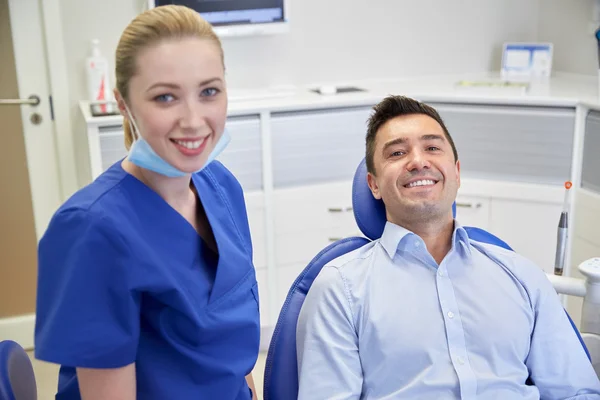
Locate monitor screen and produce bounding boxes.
[152,0,286,27]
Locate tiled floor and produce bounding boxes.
[28,351,268,399]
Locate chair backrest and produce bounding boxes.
[0,340,37,400]
[263,157,589,399]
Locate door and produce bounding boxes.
[0,0,63,348]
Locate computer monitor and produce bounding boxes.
[148,0,290,37]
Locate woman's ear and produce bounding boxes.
[113,89,128,118]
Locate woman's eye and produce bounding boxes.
[154,94,175,103]
[201,87,220,97]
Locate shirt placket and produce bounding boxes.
[436,251,478,399]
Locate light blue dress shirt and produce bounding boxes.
[296,221,600,399]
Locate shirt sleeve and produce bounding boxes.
[525,266,600,399]
[34,208,141,369]
[296,265,363,400]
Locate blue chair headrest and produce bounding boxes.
[352,158,456,240]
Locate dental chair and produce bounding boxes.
[263,158,591,400]
[0,340,37,400]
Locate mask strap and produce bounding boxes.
[123,103,141,141]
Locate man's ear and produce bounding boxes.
[367,172,382,200]
[455,160,461,188]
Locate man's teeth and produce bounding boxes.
[174,139,203,149]
[407,179,436,188]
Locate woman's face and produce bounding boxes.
[124,37,227,174]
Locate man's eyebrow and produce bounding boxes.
[382,134,446,153]
[382,137,407,153]
[420,134,446,142]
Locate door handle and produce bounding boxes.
[0,95,40,106]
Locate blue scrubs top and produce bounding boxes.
[34,160,260,399]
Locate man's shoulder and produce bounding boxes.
[470,240,549,288]
[326,239,378,268]
[317,239,381,286]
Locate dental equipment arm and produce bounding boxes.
[547,258,600,376]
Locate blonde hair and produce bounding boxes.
[115,5,224,150]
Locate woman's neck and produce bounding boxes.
[121,159,195,209]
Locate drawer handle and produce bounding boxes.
[328,237,343,242]
[455,202,482,209]
[327,207,353,213]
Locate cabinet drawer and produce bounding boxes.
[271,107,371,188]
[255,268,270,327]
[96,116,262,191]
[275,263,308,316]
[454,194,491,230]
[98,127,127,171]
[275,231,332,267]
[583,111,600,194]
[244,192,267,269]
[216,116,263,191]
[428,103,575,185]
[273,182,353,235]
[489,198,562,273]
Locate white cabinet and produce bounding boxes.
[273,181,357,267]
[488,198,562,273]
[272,180,360,313]
[81,100,582,338]
[215,116,263,192]
[255,267,270,328]
[270,107,371,187]
[583,110,600,193]
[244,191,267,270]
[429,103,575,186]
[84,112,263,192]
[454,194,491,230]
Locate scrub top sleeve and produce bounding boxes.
[35,208,140,369]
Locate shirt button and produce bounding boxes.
[457,356,465,365]
[447,311,454,319]
[415,242,420,247]
[438,270,444,277]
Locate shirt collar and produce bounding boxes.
[379,220,472,259]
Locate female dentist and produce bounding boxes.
[34,5,260,399]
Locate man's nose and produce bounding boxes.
[405,149,431,171]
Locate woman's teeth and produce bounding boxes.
[173,139,203,149]
[406,179,436,188]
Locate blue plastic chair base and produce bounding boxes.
[0,340,37,400]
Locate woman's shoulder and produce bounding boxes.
[194,160,245,200]
[50,165,133,234]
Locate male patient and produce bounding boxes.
[296,95,600,399]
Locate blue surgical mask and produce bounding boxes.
[124,104,230,177]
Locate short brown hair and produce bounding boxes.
[365,95,458,174]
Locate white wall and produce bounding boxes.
[60,0,539,186]
[60,0,539,93]
[537,0,598,76]
[538,0,600,75]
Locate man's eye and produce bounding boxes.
[391,151,405,157]
[427,146,440,151]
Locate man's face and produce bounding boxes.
[367,114,460,226]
